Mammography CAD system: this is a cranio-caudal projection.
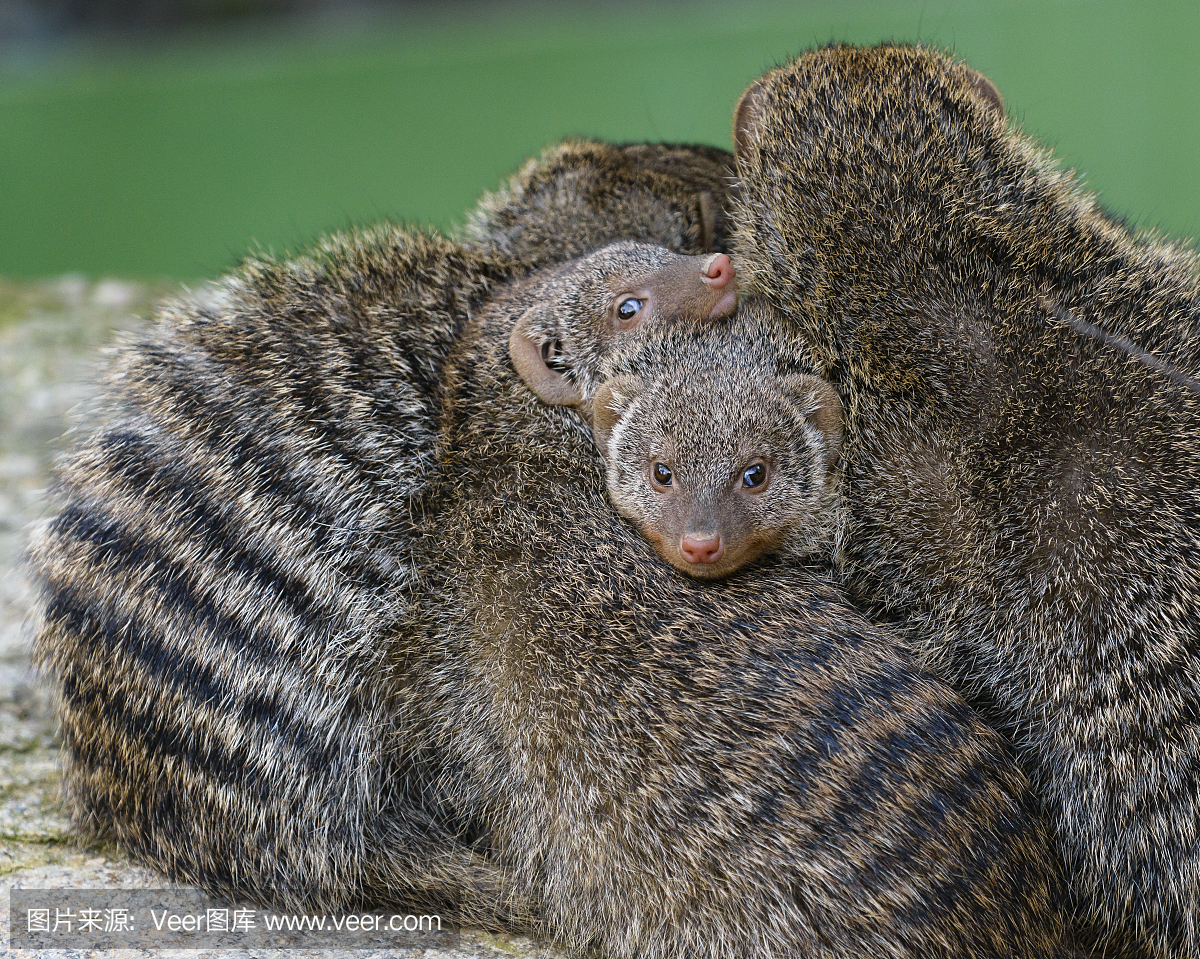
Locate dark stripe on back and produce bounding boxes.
[60,668,330,903]
[131,336,433,515]
[46,580,352,779]
[58,660,275,804]
[51,496,338,670]
[82,427,394,622]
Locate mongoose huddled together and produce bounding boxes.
[27,134,1083,955]
[734,42,1200,958]
[26,40,1200,959]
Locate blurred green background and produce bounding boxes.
[2,0,1198,281]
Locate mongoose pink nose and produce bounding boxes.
[680,533,725,566]
[702,254,738,319]
[701,254,734,289]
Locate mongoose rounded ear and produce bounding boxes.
[967,68,1004,120]
[783,375,844,466]
[733,77,767,157]
[509,308,583,407]
[592,375,645,458]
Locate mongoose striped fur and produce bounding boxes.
[27,138,735,917]
[27,226,517,919]
[420,273,1080,958]
[465,138,736,269]
[733,41,1200,957]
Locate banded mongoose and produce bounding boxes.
[24,218,1076,955]
[26,126,1073,954]
[410,257,1080,959]
[588,301,843,579]
[733,41,1200,958]
[26,138,738,917]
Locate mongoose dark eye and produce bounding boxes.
[617,297,643,323]
[651,462,673,489]
[742,463,768,489]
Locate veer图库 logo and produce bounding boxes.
[8,888,443,950]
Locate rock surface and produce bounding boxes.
[0,277,564,958]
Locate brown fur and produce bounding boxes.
[465,138,736,268]
[26,226,521,920]
[591,300,843,579]
[733,41,1200,957]
[25,128,1077,956]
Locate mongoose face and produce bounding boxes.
[592,310,842,579]
[508,239,736,408]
